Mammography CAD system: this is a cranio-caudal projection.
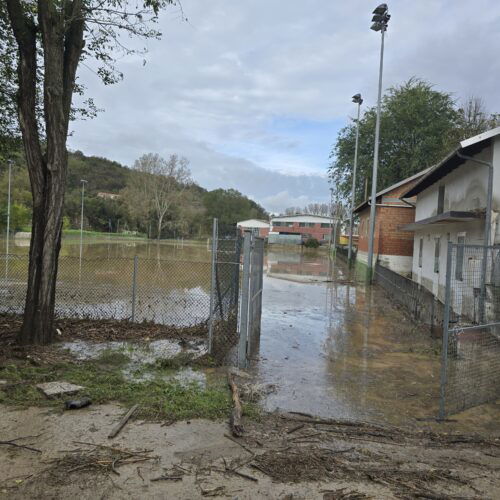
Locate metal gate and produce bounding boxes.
[439,242,500,418]
[238,231,265,368]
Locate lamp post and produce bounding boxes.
[348,94,363,262]
[79,179,88,264]
[5,159,12,256]
[329,187,334,252]
[367,3,390,280]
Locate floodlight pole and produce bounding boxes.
[366,20,387,281]
[348,98,362,262]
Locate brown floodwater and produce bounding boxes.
[2,237,499,429]
[255,248,500,430]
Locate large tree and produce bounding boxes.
[329,78,500,204]
[131,153,192,240]
[1,1,176,344]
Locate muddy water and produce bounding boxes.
[0,238,213,325]
[256,249,500,429]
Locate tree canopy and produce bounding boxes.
[329,78,500,204]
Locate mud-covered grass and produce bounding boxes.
[0,359,259,422]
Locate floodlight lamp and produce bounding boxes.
[352,93,363,104]
[372,13,384,22]
[370,22,382,31]
[373,3,388,15]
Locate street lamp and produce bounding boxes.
[79,179,88,264]
[5,159,12,256]
[367,3,390,279]
[348,94,363,262]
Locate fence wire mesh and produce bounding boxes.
[0,254,212,328]
[208,224,243,363]
[440,243,500,417]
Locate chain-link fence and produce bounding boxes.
[439,242,500,418]
[0,254,212,328]
[237,232,265,368]
[207,221,243,363]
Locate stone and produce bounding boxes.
[36,381,85,399]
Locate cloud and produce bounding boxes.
[69,0,500,212]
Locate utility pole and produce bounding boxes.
[5,159,12,256]
[79,179,88,263]
[367,3,390,280]
[348,94,363,262]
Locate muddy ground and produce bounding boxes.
[1,403,499,499]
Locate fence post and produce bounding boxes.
[131,255,138,322]
[439,241,453,420]
[238,231,252,368]
[208,218,218,354]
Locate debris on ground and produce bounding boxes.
[43,441,158,484]
[227,371,244,437]
[64,397,92,410]
[108,404,139,439]
[36,381,85,399]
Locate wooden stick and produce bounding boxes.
[227,372,244,437]
[0,440,41,453]
[108,405,139,439]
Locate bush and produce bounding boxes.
[304,237,320,248]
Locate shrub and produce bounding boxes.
[304,237,320,248]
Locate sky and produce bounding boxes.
[68,1,500,214]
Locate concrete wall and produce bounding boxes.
[411,137,500,321]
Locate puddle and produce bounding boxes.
[61,339,208,386]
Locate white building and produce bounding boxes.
[400,128,500,316]
[236,219,270,238]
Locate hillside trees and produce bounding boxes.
[1,0,176,345]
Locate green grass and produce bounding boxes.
[0,359,259,422]
[62,229,147,239]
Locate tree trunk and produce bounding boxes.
[7,0,84,345]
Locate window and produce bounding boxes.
[299,222,315,228]
[437,186,445,215]
[434,237,440,273]
[286,222,293,227]
[274,221,282,227]
[456,234,466,281]
[418,238,423,268]
[320,223,331,228]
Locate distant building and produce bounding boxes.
[400,127,500,307]
[354,168,431,275]
[97,192,120,200]
[236,219,270,238]
[270,214,333,243]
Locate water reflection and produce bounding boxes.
[0,238,212,326]
[254,252,447,425]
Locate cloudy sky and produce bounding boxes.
[68,0,500,214]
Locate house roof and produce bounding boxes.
[271,214,332,221]
[353,167,432,214]
[237,219,270,228]
[402,126,500,198]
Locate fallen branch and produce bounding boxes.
[227,372,243,437]
[223,434,254,454]
[286,423,305,434]
[0,440,41,453]
[151,475,183,482]
[108,405,139,439]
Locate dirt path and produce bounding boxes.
[1,404,499,499]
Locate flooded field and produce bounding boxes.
[0,237,213,325]
[2,236,499,429]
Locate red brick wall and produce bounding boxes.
[355,180,418,256]
[271,222,332,240]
